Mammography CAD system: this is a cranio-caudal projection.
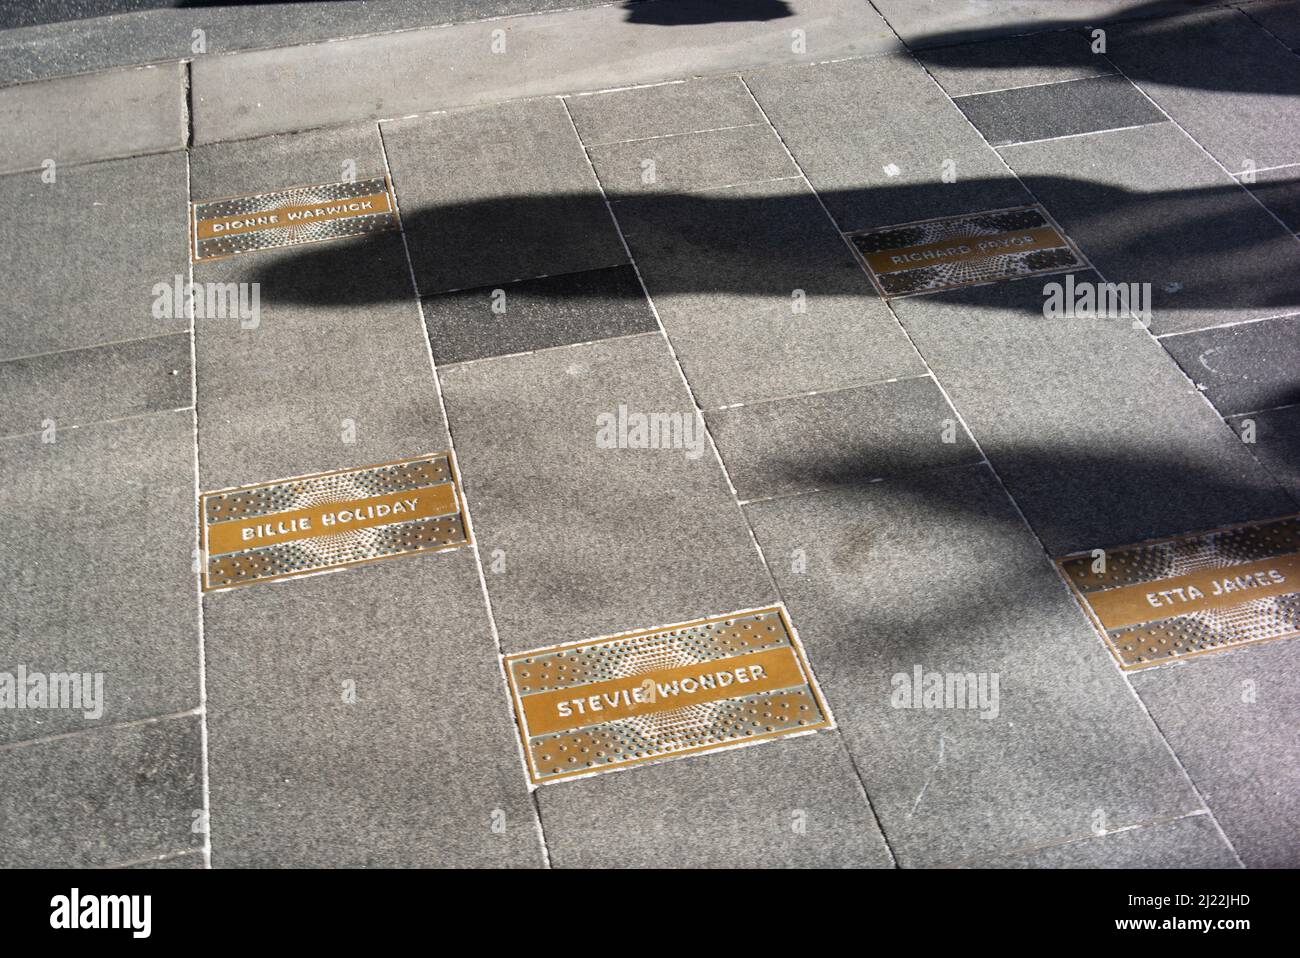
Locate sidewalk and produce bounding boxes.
[1,0,1297,869]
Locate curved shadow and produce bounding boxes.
[906,0,1216,48]
[245,175,1300,319]
[769,443,1297,551]
[911,1,1300,96]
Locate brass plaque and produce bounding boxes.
[846,204,1084,299]
[200,454,469,592]
[1058,515,1300,669]
[190,176,399,262]
[504,606,832,785]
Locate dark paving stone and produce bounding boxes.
[539,731,893,868]
[889,270,1294,556]
[0,62,183,173]
[1108,8,1300,169]
[383,97,627,295]
[592,123,797,197]
[956,75,1165,147]
[1002,123,1300,336]
[744,54,1032,232]
[918,29,1114,98]
[438,333,776,653]
[610,177,925,408]
[1242,165,1300,233]
[423,265,657,366]
[968,814,1238,867]
[705,376,981,502]
[566,75,764,146]
[0,411,201,744]
[204,550,544,868]
[1161,314,1300,416]
[190,125,448,490]
[0,715,204,867]
[1228,403,1300,504]
[0,151,189,361]
[1130,639,1300,868]
[745,464,1203,867]
[0,334,190,438]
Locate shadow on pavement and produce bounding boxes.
[911,1,1300,96]
[245,175,1300,318]
[230,174,1300,560]
[768,442,1295,549]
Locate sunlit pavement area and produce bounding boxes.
[1,0,1298,869]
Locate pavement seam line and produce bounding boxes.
[99,848,205,870]
[183,147,213,868]
[0,406,196,443]
[581,120,764,149]
[1233,1,1300,57]
[1233,160,1300,176]
[1225,399,1300,421]
[0,328,192,366]
[183,146,214,869]
[375,120,552,869]
[991,119,1169,150]
[890,24,1251,867]
[0,145,182,178]
[937,809,1224,868]
[710,372,935,411]
[608,173,803,200]
[949,71,1124,100]
[420,261,631,297]
[0,706,204,754]
[435,329,660,371]
[1153,309,1300,340]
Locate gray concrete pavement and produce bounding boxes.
[1,0,1297,869]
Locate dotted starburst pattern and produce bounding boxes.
[192,176,398,261]
[201,455,466,590]
[847,205,1083,297]
[508,609,830,783]
[1060,516,1300,666]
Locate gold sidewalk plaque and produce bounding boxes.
[190,176,399,262]
[1058,515,1300,669]
[504,606,832,785]
[847,204,1084,299]
[200,454,469,592]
